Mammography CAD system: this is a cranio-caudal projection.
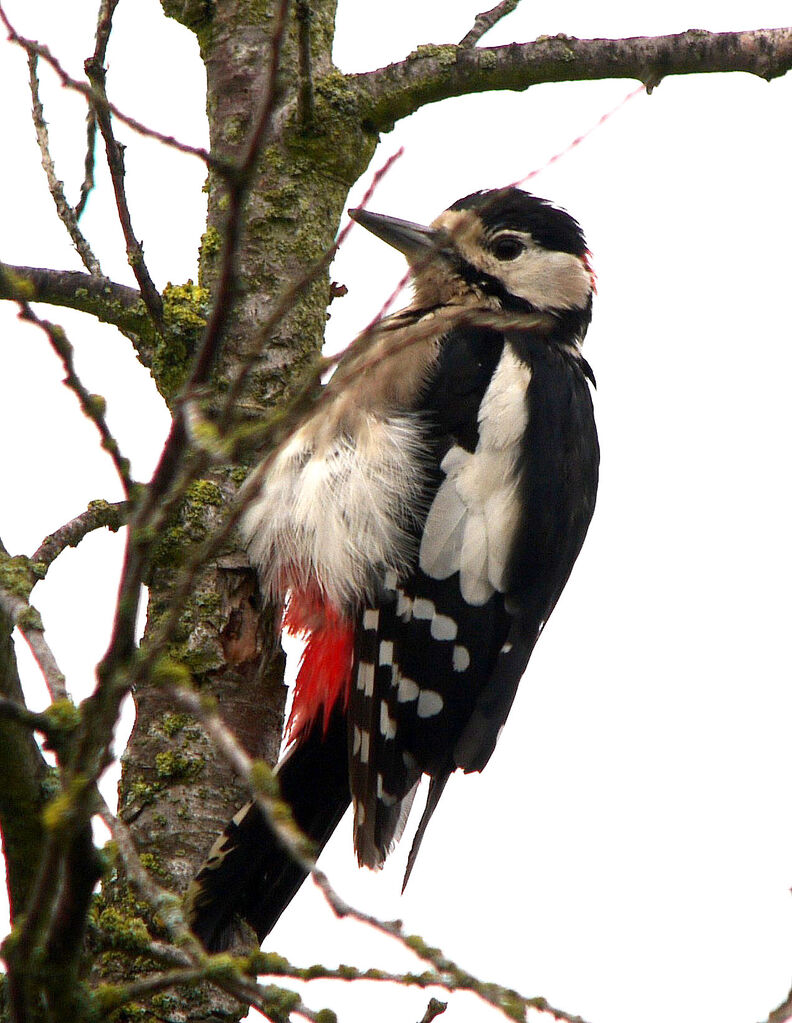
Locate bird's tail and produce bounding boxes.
[186,706,350,951]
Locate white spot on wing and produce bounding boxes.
[417,690,444,718]
[363,608,379,630]
[379,641,394,666]
[395,674,419,703]
[380,702,397,739]
[396,590,413,619]
[360,729,370,764]
[452,645,470,671]
[413,597,435,620]
[376,774,397,806]
[357,661,374,697]
[430,613,458,641]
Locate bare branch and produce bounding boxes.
[0,579,49,917]
[98,797,204,956]
[6,291,135,496]
[169,686,316,875]
[0,591,68,703]
[75,0,120,218]
[0,540,69,703]
[312,871,592,1023]
[0,695,47,732]
[418,998,447,1023]
[85,58,164,331]
[33,500,130,569]
[0,262,153,345]
[0,3,222,170]
[764,984,792,1023]
[353,27,792,130]
[459,0,521,48]
[74,107,98,221]
[28,53,103,274]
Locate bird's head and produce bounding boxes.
[350,187,595,342]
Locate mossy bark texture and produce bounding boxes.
[106,2,377,1020]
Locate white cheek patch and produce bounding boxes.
[419,345,530,605]
[500,250,592,312]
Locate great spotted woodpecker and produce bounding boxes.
[187,187,599,950]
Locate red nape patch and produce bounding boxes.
[282,584,354,745]
[583,250,598,294]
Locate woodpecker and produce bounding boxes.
[187,187,599,951]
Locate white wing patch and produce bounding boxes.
[243,413,425,611]
[419,345,530,605]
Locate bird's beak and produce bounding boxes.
[349,208,445,262]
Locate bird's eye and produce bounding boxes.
[491,237,525,261]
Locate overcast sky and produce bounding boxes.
[2,3,792,1023]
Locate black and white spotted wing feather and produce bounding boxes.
[348,323,599,875]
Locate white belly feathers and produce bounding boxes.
[242,413,426,611]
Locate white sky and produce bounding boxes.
[2,2,792,1023]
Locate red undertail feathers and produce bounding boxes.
[282,582,354,745]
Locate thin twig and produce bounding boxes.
[85,57,164,331]
[27,52,103,274]
[0,4,223,171]
[75,0,120,218]
[98,798,205,957]
[296,0,315,124]
[0,543,69,703]
[312,871,592,1023]
[418,998,447,1023]
[75,107,98,221]
[10,295,135,496]
[32,500,130,569]
[169,687,316,874]
[0,695,50,732]
[101,969,209,1006]
[763,983,792,1023]
[459,0,521,47]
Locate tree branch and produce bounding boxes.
[353,27,792,130]
[28,53,103,275]
[75,0,121,219]
[0,575,49,920]
[85,58,164,331]
[33,500,130,570]
[0,3,222,170]
[0,262,154,348]
[459,0,522,48]
[9,294,135,496]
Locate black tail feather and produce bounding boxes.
[401,771,449,893]
[187,707,350,951]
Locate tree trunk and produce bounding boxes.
[102,2,378,1017]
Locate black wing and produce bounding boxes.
[348,325,599,873]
